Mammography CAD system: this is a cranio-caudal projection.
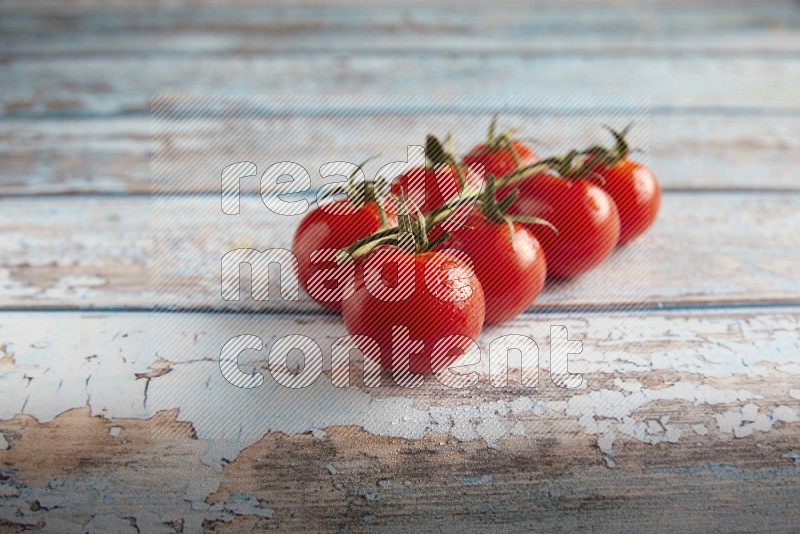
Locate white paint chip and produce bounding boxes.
[664,425,681,443]
[715,411,743,434]
[772,405,799,423]
[789,389,800,400]
[597,432,615,458]
[108,426,122,438]
[84,513,138,534]
[613,378,643,392]
[475,418,507,447]
[509,422,526,436]
[0,433,8,450]
[753,414,773,432]
[647,420,664,435]
[733,424,754,439]
[741,403,759,422]
[207,493,274,521]
[691,424,708,436]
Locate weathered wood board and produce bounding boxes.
[1,307,799,531]
[3,56,800,118]
[2,0,800,530]
[4,113,800,195]
[1,192,798,310]
[3,0,800,56]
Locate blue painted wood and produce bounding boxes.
[3,55,800,120]
[3,1,800,56]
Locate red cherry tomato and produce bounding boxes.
[592,159,661,246]
[437,211,547,325]
[342,248,485,375]
[292,200,396,312]
[390,166,462,213]
[508,174,620,279]
[462,139,539,181]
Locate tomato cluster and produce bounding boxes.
[292,123,661,375]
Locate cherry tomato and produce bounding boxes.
[342,248,485,375]
[463,139,539,181]
[437,211,546,325]
[292,200,396,312]
[592,159,661,246]
[508,174,620,279]
[390,165,462,213]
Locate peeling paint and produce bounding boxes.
[772,405,799,423]
[741,403,759,422]
[1,311,799,526]
[207,493,274,521]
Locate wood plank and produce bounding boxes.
[1,192,798,310]
[0,0,786,10]
[3,113,800,195]
[1,307,799,530]
[3,55,800,118]
[2,1,799,56]
[0,0,792,14]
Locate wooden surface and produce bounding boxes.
[1,1,800,532]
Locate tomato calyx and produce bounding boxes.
[477,175,557,237]
[480,175,517,224]
[543,150,609,185]
[484,115,527,168]
[317,155,394,226]
[425,133,472,191]
[341,200,449,263]
[579,124,642,170]
[344,164,560,263]
[341,128,628,264]
[425,133,457,168]
[506,126,641,186]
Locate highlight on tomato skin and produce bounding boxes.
[508,173,621,279]
[582,124,662,247]
[435,210,547,325]
[592,159,662,246]
[341,248,486,376]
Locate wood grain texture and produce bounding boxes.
[2,0,799,529]
[1,192,798,310]
[3,55,800,118]
[2,1,799,57]
[1,307,799,530]
[0,0,785,8]
[3,113,800,194]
